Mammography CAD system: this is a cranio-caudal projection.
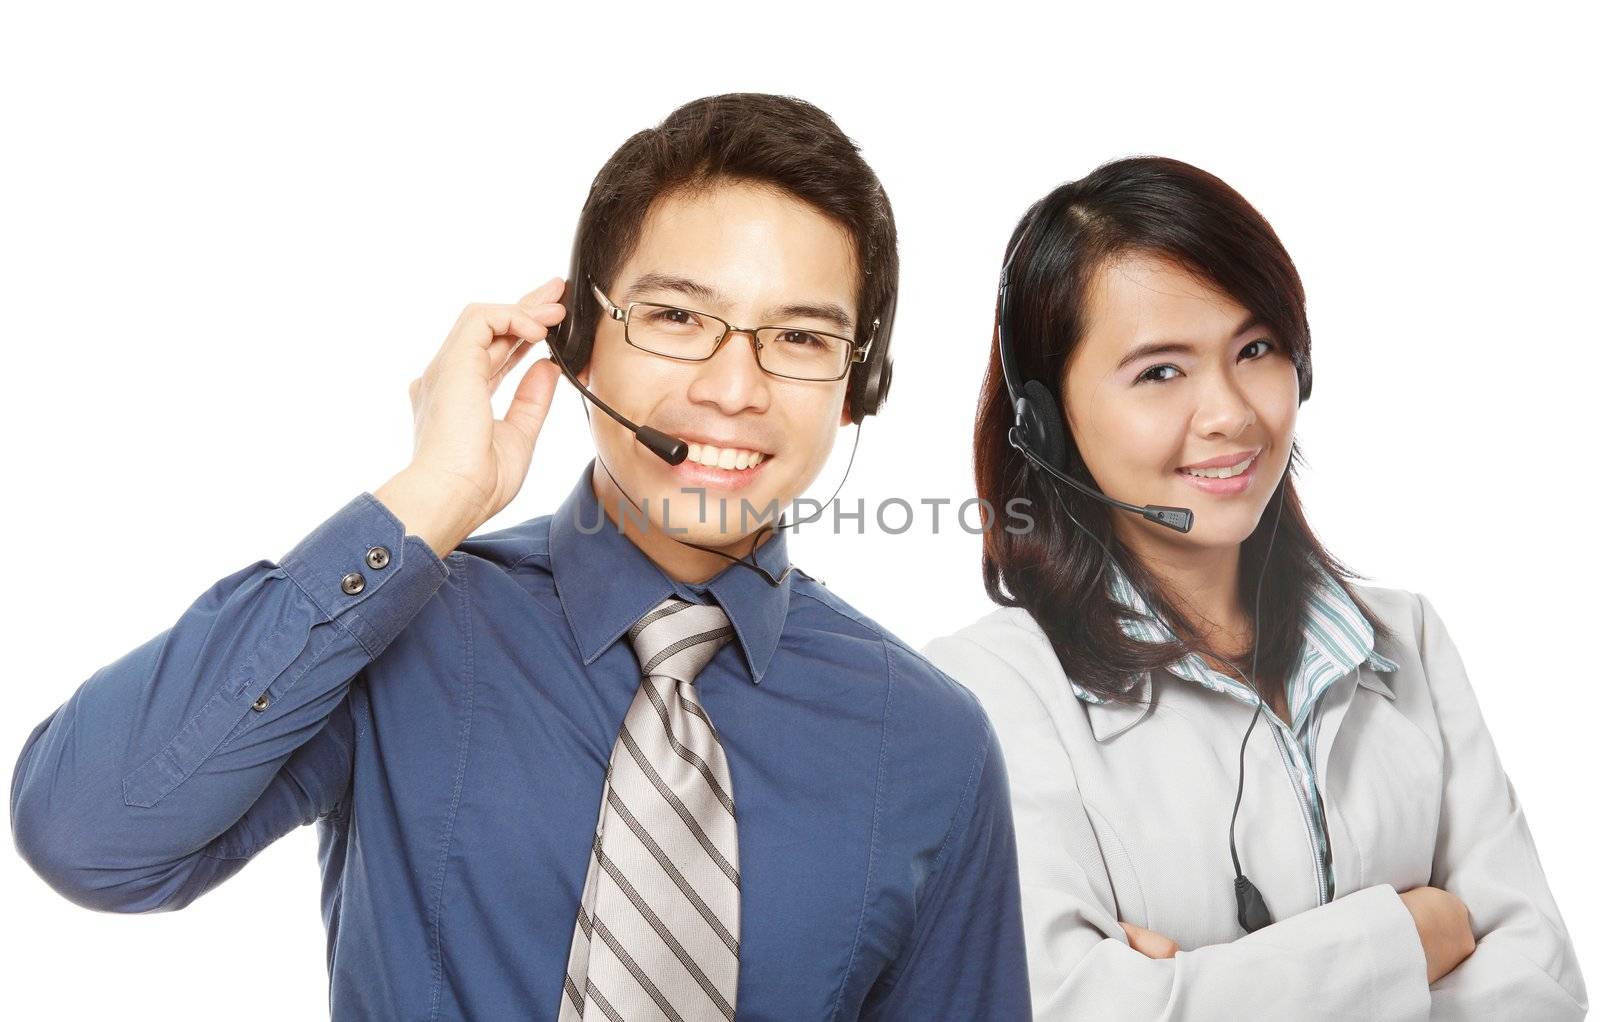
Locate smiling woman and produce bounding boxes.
[920,156,1587,1019]
[975,159,1328,705]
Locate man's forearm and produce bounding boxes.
[373,467,485,559]
[10,490,450,912]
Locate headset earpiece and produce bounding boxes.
[549,234,588,371]
[847,284,897,424]
[1017,378,1069,472]
[560,228,895,424]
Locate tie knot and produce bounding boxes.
[626,595,735,685]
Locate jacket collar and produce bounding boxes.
[1078,670,1156,742]
[1072,558,1398,740]
[547,460,792,685]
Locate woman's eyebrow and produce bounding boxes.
[1115,313,1266,370]
[1116,340,1196,371]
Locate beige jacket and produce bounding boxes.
[921,586,1585,1020]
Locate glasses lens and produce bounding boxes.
[756,328,852,380]
[626,303,723,359]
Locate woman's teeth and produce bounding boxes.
[1180,454,1256,479]
[686,443,768,470]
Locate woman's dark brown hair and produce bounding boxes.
[976,155,1394,704]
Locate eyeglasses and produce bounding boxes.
[590,281,868,382]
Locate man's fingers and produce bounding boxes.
[476,303,565,345]
[515,302,567,326]
[488,334,535,387]
[501,357,562,443]
[517,276,566,308]
[484,302,566,375]
[444,304,567,382]
[449,301,563,343]
[420,299,568,416]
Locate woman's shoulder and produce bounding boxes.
[919,605,1064,702]
[1347,579,1421,622]
[1342,580,1487,726]
[1343,580,1429,665]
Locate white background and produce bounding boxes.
[3,1,1595,1016]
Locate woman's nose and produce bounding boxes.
[1192,372,1256,439]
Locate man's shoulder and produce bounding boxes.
[389,513,563,637]
[451,512,556,578]
[788,572,994,746]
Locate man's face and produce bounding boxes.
[578,179,859,549]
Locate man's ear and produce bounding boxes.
[838,398,852,427]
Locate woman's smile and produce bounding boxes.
[1174,448,1261,496]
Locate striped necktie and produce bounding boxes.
[560,595,742,1021]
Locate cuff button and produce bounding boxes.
[366,545,391,570]
[252,694,271,712]
[341,571,366,595]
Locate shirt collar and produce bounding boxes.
[547,460,792,685]
[1073,557,1399,739]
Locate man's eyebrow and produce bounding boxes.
[767,301,853,333]
[1114,313,1266,371]
[621,272,721,305]
[620,272,854,333]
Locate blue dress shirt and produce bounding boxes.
[12,462,1030,1020]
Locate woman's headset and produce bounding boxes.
[995,193,1294,934]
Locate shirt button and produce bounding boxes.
[366,545,391,570]
[252,693,271,712]
[341,571,366,595]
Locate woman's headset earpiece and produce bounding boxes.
[997,201,1194,533]
[996,194,1288,934]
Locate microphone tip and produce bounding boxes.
[636,426,688,465]
[1144,506,1195,533]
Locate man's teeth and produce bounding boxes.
[686,443,768,470]
[1181,454,1256,479]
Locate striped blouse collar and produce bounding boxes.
[1071,557,1399,735]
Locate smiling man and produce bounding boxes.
[569,167,871,579]
[12,93,1030,1020]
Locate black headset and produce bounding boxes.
[500,216,896,588]
[995,192,1293,935]
[995,208,1194,534]
[546,229,897,426]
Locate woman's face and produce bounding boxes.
[1061,251,1301,552]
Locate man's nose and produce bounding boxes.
[687,329,771,415]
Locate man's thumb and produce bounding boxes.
[502,358,561,443]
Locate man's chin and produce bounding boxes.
[590,476,778,533]
[655,492,788,540]
[662,524,777,555]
